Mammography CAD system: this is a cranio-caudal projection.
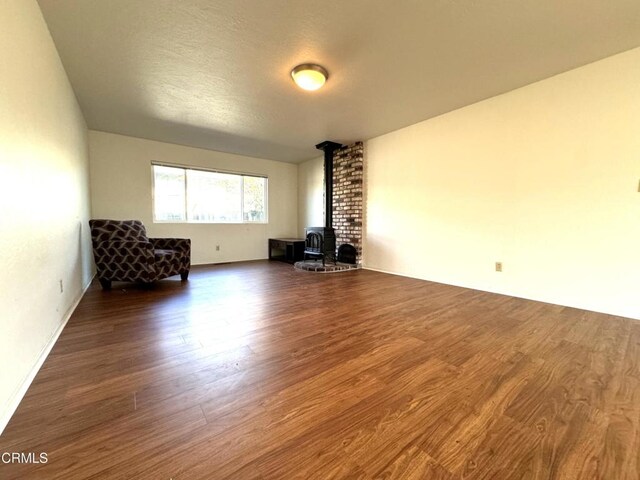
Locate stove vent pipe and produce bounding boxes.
[315,141,343,228]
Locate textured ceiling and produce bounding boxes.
[38,0,640,163]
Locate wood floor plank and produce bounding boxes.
[373,445,452,480]
[0,261,637,479]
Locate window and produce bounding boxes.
[153,164,267,223]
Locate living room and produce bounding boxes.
[1,0,639,478]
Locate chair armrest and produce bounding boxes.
[149,238,191,253]
[94,240,154,263]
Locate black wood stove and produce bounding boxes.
[304,226,336,265]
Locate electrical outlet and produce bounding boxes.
[495,262,503,272]
[59,279,64,293]
[216,245,220,251]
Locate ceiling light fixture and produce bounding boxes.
[291,64,328,91]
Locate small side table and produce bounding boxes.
[268,238,305,264]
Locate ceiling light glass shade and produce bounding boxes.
[291,64,328,91]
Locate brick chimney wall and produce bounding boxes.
[332,142,364,263]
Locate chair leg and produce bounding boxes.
[180,271,189,281]
[99,278,112,290]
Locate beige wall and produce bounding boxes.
[89,131,298,264]
[364,47,640,320]
[0,0,93,432]
[297,155,324,236]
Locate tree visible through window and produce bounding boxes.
[153,164,267,223]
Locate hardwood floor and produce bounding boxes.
[0,261,638,479]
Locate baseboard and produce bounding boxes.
[361,265,478,289]
[362,265,640,321]
[0,276,94,436]
[191,258,268,267]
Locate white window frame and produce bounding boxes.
[151,162,269,224]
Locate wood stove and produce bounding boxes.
[304,227,336,265]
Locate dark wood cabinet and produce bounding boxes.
[269,238,305,264]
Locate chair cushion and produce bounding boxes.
[154,248,179,261]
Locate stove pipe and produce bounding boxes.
[315,141,343,228]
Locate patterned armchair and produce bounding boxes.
[89,219,191,290]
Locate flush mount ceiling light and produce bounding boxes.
[291,64,328,91]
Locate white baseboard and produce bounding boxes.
[0,277,94,436]
[362,265,640,321]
